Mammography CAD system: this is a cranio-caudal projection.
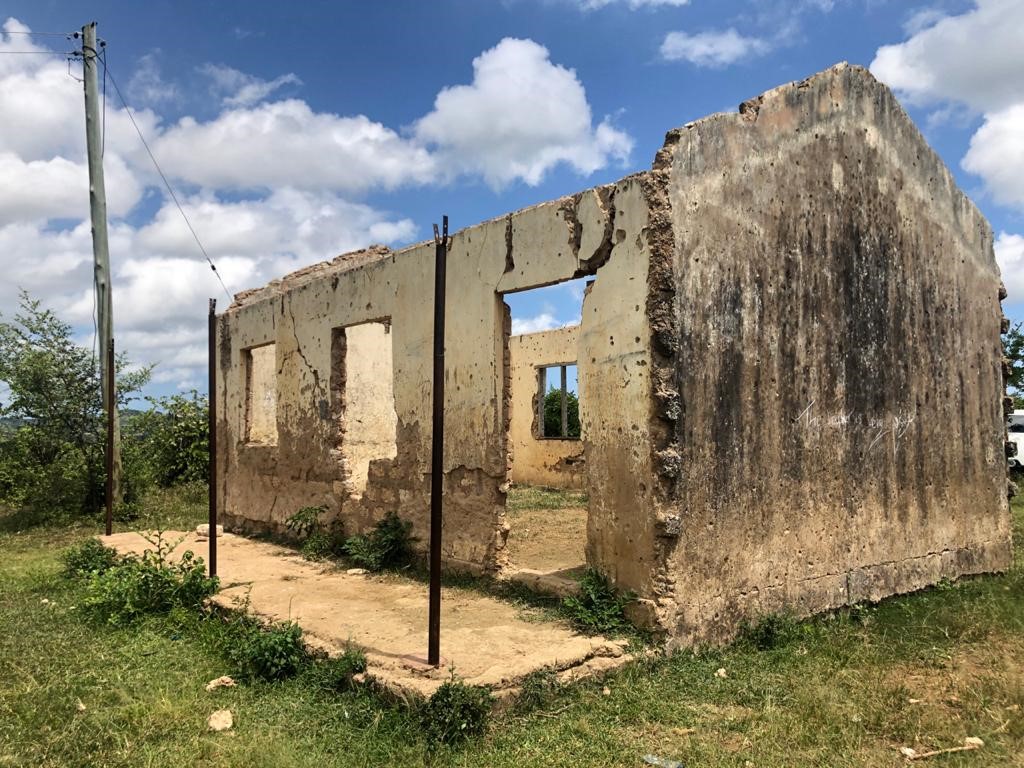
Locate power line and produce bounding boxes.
[99,56,233,302]
[2,30,75,37]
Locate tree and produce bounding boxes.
[1004,322,1024,410]
[128,392,209,487]
[543,387,581,438]
[0,292,150,519]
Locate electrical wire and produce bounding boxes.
[1,30,75,37]
[99,57,233,302]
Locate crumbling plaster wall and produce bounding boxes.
[216,180,657,577]
[646,63,1012,644]
[508,326,585,489]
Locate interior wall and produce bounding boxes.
[507,325,584,489]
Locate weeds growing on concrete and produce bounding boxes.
[78,532,217,626]
[285,505,346,561]
[343,511,416,571]
[562,567,635,634]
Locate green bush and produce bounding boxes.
[561,568,634,634]
[285,506,345,561]
[60,538,121,578]
[543,387,580,438]
[126,391,209,488]
[343,511,415,571]
[0,292,151,521]
[515,668,563,712]
[81,533,217,626]
[313,644,368,691]
[419,675,492,746]
[227,617,307,681]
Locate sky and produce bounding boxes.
[0,0,1022,402]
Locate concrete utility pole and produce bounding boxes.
[81,21,121,508]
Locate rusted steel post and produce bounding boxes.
[208,299,218,578]
[560,365,568,437]
[428,216,448,667]
[104,339,114,536]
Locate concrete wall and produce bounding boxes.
[216,180,652,576]
[644,63,1013,644]
[216,62,1011,641]
[508,326,584,489]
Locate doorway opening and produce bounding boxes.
[500,278,591,591]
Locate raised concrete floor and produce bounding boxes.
[104,530,630,699]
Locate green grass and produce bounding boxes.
[506,484,587,511]
[2,487,1023,767]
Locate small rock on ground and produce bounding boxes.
[207,709,233,732]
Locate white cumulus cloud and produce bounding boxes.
[660,28,770,67]
[0,20,631,394]
[996,232,1024,304]
[869,0,1024,298]
[414,38,632,189]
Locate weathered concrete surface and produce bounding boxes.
[216,61,1011,644]
[508,326,585,489]
[646,63,1012,644]
[103,531,630,698]
[216,174,646,578]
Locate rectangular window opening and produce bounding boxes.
[244,342,278,446]
[331,320,398,499]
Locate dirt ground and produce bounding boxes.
[505,506,587,574]
[104,530,628,698]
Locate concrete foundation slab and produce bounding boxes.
[103,531,630,699]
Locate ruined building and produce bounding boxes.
[214,64,1013,644]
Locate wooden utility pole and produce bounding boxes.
[81,21,121,508]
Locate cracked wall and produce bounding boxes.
[215,180,644,576]
[215,62,1011,641]
[648,63,1012,644]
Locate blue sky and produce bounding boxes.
[0,0,1021,401]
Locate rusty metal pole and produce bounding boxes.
[560,365,568,437]
[428,216,448,667]
[208,299,218,578]
[104,339,114,536]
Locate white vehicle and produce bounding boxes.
[1009,411,1024,470]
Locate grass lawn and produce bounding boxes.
[1,487,1022,767]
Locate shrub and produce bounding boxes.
[343,511,415,571]
[561,568,634,634]
[81,532,217,626]
[285,506,345,561]
[419,674,492,746]
[227,617,307,681]
[543,387,580,438]
[126,392,209,488]
[313,644,368,691]
[60,538,121,578]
